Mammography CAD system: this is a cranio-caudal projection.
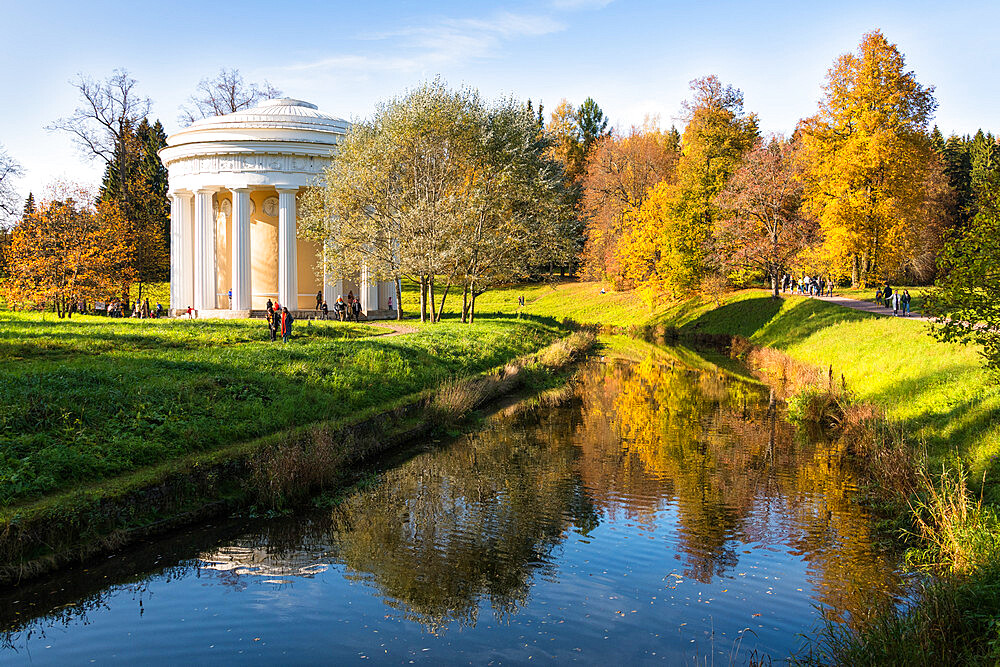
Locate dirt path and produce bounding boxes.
[367,321,419,337]
[812,294,933,322]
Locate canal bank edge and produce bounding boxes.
[0,331,596,587]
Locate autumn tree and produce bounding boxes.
[798,30,938,287]
[301,82,573,323]
[50,70,168,302]
[178,68,282,125]
[2,185,134,315]
[579,122,680,283]
[713,138,818,297]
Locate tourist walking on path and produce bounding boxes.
[902,290,911,317]
[266,306,277,341]
[336,295,347,321]
[321,301,329,320]
[316,291,323,311]
[883,284,893,309]
[281,307,293,343]
[352,298,362,322]
[891,290,900,316]
[875,285,883,306]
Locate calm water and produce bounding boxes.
[0,353,903,664]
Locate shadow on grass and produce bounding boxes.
[753,299,873,348]
[678,296,785,338]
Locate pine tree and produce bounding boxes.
[22,192,35,217]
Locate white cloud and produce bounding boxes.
[550,0,613,10]
[279,11,564,77]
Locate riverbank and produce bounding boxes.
[0,311,592,583]
[588,283,1000,664]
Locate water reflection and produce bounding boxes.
[0,352,902,661]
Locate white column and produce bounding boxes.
[174,192,194,312]
[169,193,180,311]
[194,188,216,311]
[232,188,251,311]
[322,240,336,308]
[360,262,378,312]
[277,187,298,310]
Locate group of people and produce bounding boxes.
[316,290,365,322]
[781,274,833,297]
[264,299,294,343]
[875,284,912,317]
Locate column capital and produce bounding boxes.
[168,189,194,199]
[275,186,300,194]
[232,186,252,194]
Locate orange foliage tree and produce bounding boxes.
[579,123,680,284]
[2,186,135,315]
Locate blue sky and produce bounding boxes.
[2,0,999,200]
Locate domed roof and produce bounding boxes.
[164,98,350,150]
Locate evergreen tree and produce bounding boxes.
[22,192,35,217]
[930,125,945,153]
[576,97,610,153]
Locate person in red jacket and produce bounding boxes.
[280,306,294,343]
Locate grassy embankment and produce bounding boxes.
[0,310,583,579]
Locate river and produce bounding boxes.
[0,348,903,664]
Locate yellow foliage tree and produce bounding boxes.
[798,30,939,287]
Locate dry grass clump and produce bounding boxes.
[536,330,596,367]
[428,376,498,425]
[837,403,921,499]
[250,426,346,506]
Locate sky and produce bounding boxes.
[2,0,999,201]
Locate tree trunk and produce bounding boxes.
[772,269,780,298]
[461,284,469,324]
[429,276,437,324]
[437,280,452,323]
[419,276,427,323]
[394,276,403,321]
[469,280,477,324]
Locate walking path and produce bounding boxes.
[368,321,419,337]
[812,294,933,322]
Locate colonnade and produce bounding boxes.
[168,186,299,313]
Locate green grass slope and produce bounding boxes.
[658,290,1000,484]
[0,312,564,507]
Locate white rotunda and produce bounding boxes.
[159,98,395,317]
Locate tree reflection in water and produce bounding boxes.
[0,353,901,649]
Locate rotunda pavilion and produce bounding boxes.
[159,98,395,317]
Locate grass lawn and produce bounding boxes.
[398,278,660,326]
[0,311,565,508]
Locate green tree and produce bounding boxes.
[927,211,1000,368]
[658,75,759,292]
[576,97,610,154]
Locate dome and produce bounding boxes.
[164,98,350,150]
[158,97,351,191]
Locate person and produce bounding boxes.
[891,289,900,316]
[875,285,883,306]
[321,300,329,320]
[280,306,293,343]
[186,305,195,319]
[273,306,283,341]
[827,280,834,297]
[266,298,273,312]
[518,294,525,308]
[902,290,911,316]
[387,295,393,312]
[266,306,277,341]
[336,295,347,321]
[352,298,362,322]
[228,288,233,308]
[155,303,163,318]
[142,298,151,319]
[883,284,893,309]
[316,290,323,311]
